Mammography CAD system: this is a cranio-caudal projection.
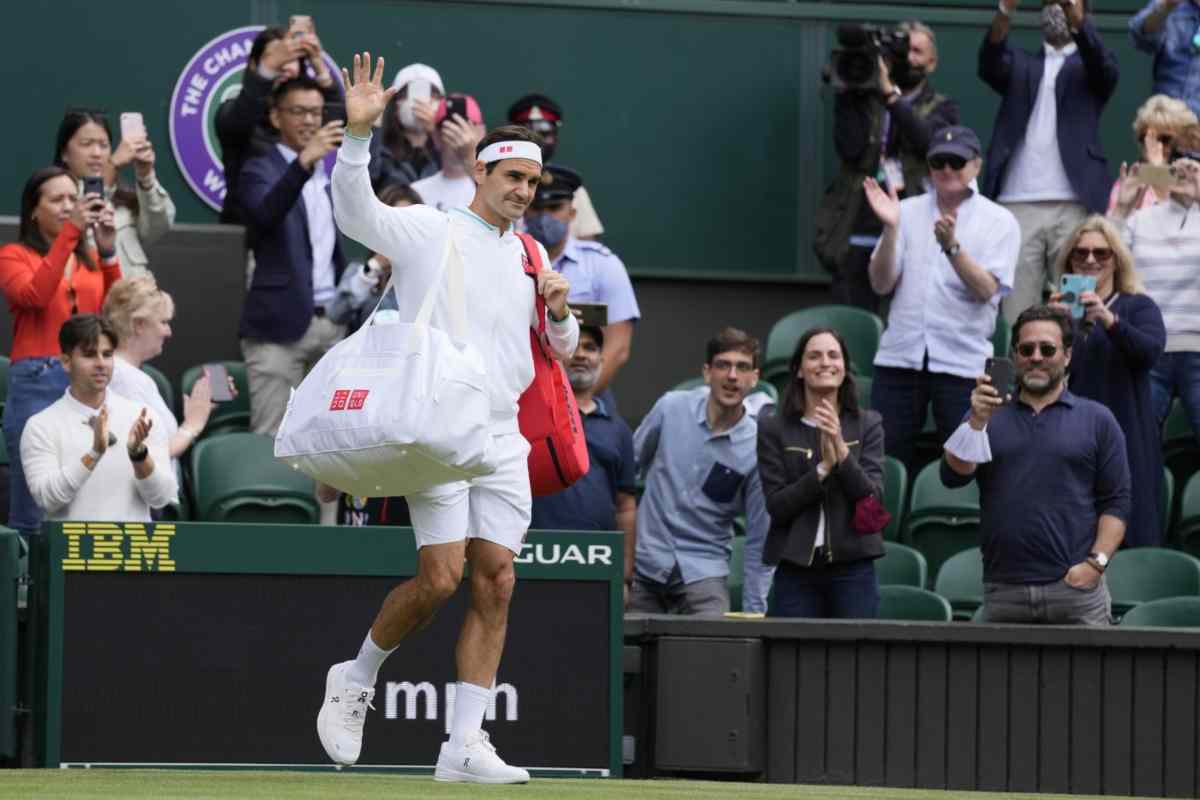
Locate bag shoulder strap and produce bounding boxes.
[515,232,547,337]
[401,225,466,339]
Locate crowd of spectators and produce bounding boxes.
[11,1,1200,627]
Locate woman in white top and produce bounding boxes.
[102,275,219,466]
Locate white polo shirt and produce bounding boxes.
[872,190,1020,379]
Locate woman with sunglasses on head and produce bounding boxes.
[1050,216,1166,547]
[1106,95,1197,215]
[756,327,887,618]
[0,166,121,534]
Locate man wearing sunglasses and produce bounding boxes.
[981,0,1120,325]
[1130,0,1200,119]
[942,305,1130,625]
[1111,132,1200,436]
[863,124,1020,473]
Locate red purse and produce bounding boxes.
[515,233,590,496]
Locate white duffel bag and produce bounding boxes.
[274,233,497,497]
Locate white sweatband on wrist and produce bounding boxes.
[997,0,1010,16]
[944,421,993,463]
[477,141,542,165]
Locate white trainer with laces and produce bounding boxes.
[433,730,531,784]
[316,660,375,766]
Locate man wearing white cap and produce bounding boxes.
[368,63,445,190]
[317,53,579,784]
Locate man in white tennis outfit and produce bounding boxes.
[316,54,578,783]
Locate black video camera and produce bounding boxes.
[823,23,911,93]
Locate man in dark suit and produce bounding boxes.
[980,0,1119,324]
[238,75,347,436]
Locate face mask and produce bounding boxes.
[1042,4,1071,44]
[397,99,418,130]
[525,212,569,249]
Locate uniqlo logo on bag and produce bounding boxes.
[330,390,350,411]
[348,389,369,410]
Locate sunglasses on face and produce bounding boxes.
[1069,247,1114,264]
[1016,342,1059,359]
[928,154,967,171]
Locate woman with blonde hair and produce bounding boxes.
[103,275,220,466]
[1051,215,1166,546]
[1107,94,1198,214]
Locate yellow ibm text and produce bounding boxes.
[61,523,176,572]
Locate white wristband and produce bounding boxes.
[998,0,1010,16]
[944,421,993,464]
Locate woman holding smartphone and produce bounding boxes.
[1106,95,1197,215]
[54,109,175,279]
[0,165,121,533]
[1051,216,1166,547]
[756,327,888,618]
[103,275,229,470]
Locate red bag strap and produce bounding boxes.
[516,232,547,337]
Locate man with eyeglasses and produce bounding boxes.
[941,305,1130,625]
[864,124,1020,473]
[629,327,774,615]
[237,75,347,436]
[1111,131,1200,434]
[981,0,1120,324]
[1130,0,1200,119]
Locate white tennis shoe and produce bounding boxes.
[316,660,375,766]
[433,730,531,783]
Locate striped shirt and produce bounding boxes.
[1119,199,1200,353]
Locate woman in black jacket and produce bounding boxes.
[756,327,887,618]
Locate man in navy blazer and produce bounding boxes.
[238,75,348,436]
[979,0,1119,324]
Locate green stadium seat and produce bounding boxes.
[181,361,251,439]
[1163,399,1200,534]
[1175,471,1200,556]
[903,461,981,586]
[876,585,953,622]
[854,374,872,411]
[727,535,745,613]
[881,456,906,541]
[1162,465,1175,543]
[190,432,317,524]
[141,363,175,416]
[934,546,983,620]
[1120,596,1200,627]
[1106,547,1200,618]
[876,542,927,588]
[763,305,884,382]
[906,460,981,517]
[992,315,1011,358]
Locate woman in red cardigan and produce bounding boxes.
[0,165,121,534]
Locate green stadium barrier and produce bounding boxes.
[0,527,18,759]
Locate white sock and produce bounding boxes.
[449,681,492,748]
[345,631,394,688]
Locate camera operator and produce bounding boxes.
[815,20,959,314]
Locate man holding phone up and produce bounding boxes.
[942,305,1130,624]
[319,54,578,782]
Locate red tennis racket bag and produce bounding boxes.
[515,233,589,496]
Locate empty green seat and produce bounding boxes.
[876,585,952,622]
[876,542,927,588]
[763,305,884,381]
[881,456,906,541]
[190,432,317,524]
[1106,547,1200,617]
[903,461,981,583]
[181,361,251,439]
[1174,471,1200,556]
[934,546,983,620]
[1120,596,1200,627]
[141,363,175,416]
[906,460,981,517]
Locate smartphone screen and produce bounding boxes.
[119,112,145,142]
[443,96,469,126]
[1138,163,1174,189]
[1060,274,1097,320]
[205,364,235,403]
[985,357,1015,402]
[572,303,608,327]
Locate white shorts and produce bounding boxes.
[406,432,532,554]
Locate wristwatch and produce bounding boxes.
[128,444,150,463]
[943,243,961,258]
[1088,551,1109,572]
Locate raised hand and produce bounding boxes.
[341,52,398,137]
[1113,162,1148,216]
[88,407,110,455]
[299,120,345,170]
[182,372,215,433]
[863,177,901,228]
[440,114,484,169]
[969,374,1005,429]
[934,210,958,252]
[1143,127,1167,166]
[127,408,154,458]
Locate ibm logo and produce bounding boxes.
[61,523,176,572]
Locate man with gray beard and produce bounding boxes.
[530,325,637,601]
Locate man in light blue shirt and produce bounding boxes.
[629,327,774,615]
[1131,0,1200,118]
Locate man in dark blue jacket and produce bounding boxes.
[980,0,1119,324]
[238,75,347,436]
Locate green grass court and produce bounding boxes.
[0,771,1149,799]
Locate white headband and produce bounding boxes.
[478,140,543,165]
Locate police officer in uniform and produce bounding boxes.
[508,93,605,240]
[524,164,640,403]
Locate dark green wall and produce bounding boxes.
[1,0,1158,282]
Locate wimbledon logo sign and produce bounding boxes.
[169,26,341,212]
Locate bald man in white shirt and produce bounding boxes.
[315,54,579,784]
